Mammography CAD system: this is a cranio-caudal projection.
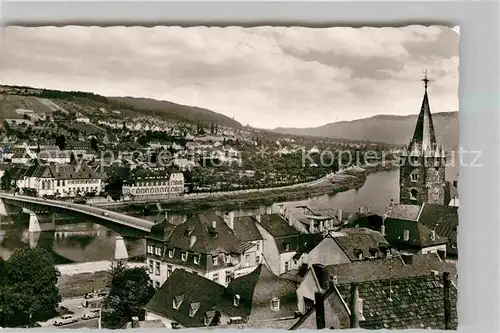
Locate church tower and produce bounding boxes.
[399,72,447,205]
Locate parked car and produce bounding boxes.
[82,309,100,320]
[54,315,78,326]
[102,211,109,217]
[22,322,41,328]
[84,292,95,299]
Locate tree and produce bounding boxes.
[0,248,61,327]
[0,169,12,190]
[101,261,156,329]
[55,134,66,151]
[90,137,99,152]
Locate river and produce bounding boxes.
[0,168,445,264]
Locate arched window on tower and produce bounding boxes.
[410,189,418,201]
[410,171,419,183]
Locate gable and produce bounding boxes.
[308,236,351,266]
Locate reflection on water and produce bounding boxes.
[0,215,145,264]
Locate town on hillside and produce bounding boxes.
[0,75,459,330]
[0,24,461,332]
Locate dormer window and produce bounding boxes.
[233,294,240,307]
[410,171,419,182]
[181,252,188,261]
[169,250,174,258]
[189,302,200,317]
[173,295,184,310]
[213,256,218,266]
[204,311,216,326]
[271,297,280,311]
[194,255,200,265]
[284,242,290,251]
[403,230,410,241]
[225,254,231,264]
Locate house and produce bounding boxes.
[294,252,457,323]
[144,269,226,328]
[76,117,90,123]
[17,162,102,197]
[214,264,300,328]
[122,168,184,198]
[10,151,34,165]
[279,205,344,234]
[292,272,457,330]
[253,213,321,276]
[145,212,262,288]
[38,150,72,164]
[304,229,391,268]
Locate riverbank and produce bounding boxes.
[115,163,396,216]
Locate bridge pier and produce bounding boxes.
[29,231,41,249]
[24,208,56,233]
[114,235,129,261]
[0,199,8,216]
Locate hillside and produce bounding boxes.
[107,96,242,128]
[1,85,242,128]
[272,111,459,149]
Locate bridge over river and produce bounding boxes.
[0,193,155,233]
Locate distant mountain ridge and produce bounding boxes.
[272,111,459,149]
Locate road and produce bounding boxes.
[55,318,98,329]
[0,192,154,232]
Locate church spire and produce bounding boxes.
[409,70,437,151]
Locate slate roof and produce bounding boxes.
[23,164,100,180]
[387,204,422,220]
[232,216,263,242]
[383,218,448,249]
[333,228,390,261]
[335,274,458,330]
[147,221,176,241]
[144,269,225,328]
[293,273,457,330]
[216,264,298,323]
[417,203,459,245]
[327,253,457,285]
[257,214,299,237]
[164,212,241,255]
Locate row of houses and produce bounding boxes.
[140,205,457,330]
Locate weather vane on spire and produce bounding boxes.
[422,69,431,90]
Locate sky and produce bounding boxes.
[1,25,459,129]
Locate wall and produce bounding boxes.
[296,269,321,314]
[254,223,281,276]
[306,237,351,267]
[144,311,176,328]
[280,251,299,275]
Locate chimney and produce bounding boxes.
[224,211,234,230]
[349,283,360,329]
[380,224,386,236]
[314,292,326,330]
[266,206,272,215]
[431,230,436,241]
[212,220,217,229]
[254,214,261,223]
[443,272,452,330]
[131,316,139,329]
[164,211,168,222]
[190,235,197,248]
[401,253,413,265]
[309,219,315,233]
[337,209,343,222]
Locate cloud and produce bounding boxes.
[1,25,459,129]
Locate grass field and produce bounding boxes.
[0,94,56,121]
